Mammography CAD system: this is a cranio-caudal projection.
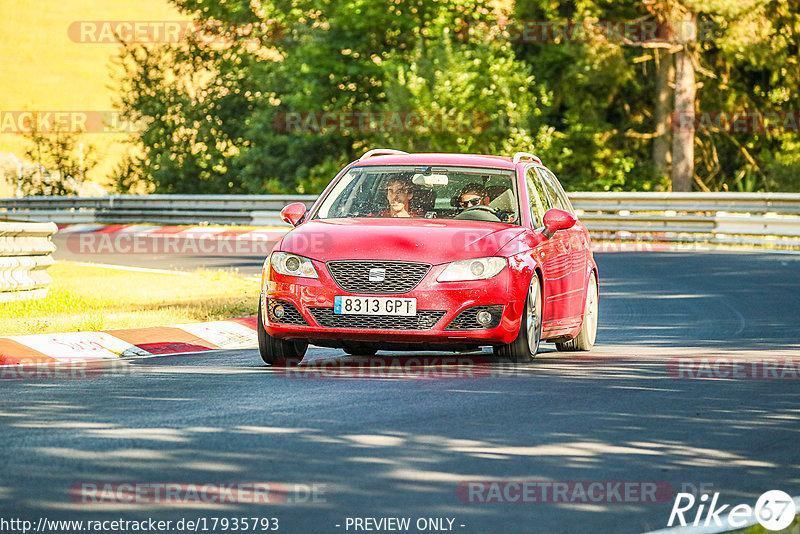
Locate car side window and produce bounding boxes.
[543,169,575,215]
[536,167,571,214]
[525,168,550,227]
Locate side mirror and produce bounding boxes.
[280,202,307,227]
[542,208,576,239]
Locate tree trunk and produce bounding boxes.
[653,48,674,181]
[671,10,696,192]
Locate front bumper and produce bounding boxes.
[262,261,523,346]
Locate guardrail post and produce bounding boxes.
[0,220,58,302]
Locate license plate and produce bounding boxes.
[334,296,417,316]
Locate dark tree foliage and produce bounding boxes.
[511,0,660,192]
[113,0,800,194]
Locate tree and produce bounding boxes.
[670,6,696,191]
[512,0,800,192]
[511,0,660,191]
[376,31,549,156]
[652,48,674,182]
[113,0,551,194]
[4,119,96,196]
[686,0,800,192]
[113,0,800,194]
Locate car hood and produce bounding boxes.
[278,218,526,264]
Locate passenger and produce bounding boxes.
[381,176,417,217]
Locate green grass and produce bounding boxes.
[0,262,260,336]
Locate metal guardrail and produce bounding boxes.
[569,192,800,248]
[2,192,800,248]
[0,220,57,302]
[0,195,315,226]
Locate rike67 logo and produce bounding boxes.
[668,490,797,531]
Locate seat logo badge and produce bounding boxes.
[369,268,386,282]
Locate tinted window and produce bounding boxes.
[536,167,572,213]
[525,168,550,227]
[543,168,575,215]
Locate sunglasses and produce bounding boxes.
[459,197,482,208]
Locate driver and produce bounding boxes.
[458,182,512,222]
[459,183,491,210]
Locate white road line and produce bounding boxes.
[68,261,193,276]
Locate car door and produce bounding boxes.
[536,166,586,324]
[524,167,574,333]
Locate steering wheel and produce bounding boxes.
[464,205,497,215]
[456,205,504,222]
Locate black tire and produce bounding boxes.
[493,275,542,363]
[556,272,598,352]
[257,301,307,366]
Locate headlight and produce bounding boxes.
[270,252,319,279]
[437,257,506,282]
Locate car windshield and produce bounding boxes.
[313,165,520,224]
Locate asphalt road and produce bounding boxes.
[2,250,799,533]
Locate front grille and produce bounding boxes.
[326,261,431,294]
[445,305,504,330]
[309,308,446,330]
[268,299,308,326]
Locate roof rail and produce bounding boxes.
[359,148,409,161]
[512,152,542,165]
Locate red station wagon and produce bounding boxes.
[258,149,599,365]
